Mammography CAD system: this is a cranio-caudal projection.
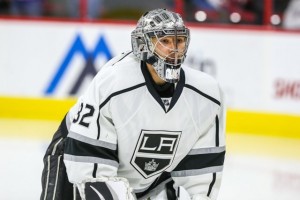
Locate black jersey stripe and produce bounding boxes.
[96,110,101,140]
[112,51,132,66]
[99,82,146,109]
[92,163,97,178]
[207,115,221,197]
[184,84,221,106]
[207,173,216,197]
[215,115,220,147]
[64,137,119,163]
[172,151,225,172]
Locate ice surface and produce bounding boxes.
[1,119,300,200]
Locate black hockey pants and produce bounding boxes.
[40,116,80,200]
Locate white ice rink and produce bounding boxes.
[1,119,300,200]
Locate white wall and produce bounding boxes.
[0,19,299,115]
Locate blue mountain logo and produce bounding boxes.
[45,34,113,95]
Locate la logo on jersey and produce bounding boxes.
[131,130,181,178]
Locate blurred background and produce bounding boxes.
[0,0,300,199]
[1,0,300,28]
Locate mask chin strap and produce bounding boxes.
[145,55,158,65]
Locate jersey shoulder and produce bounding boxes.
[183,66,221,102]
[84,52,144,102]
[96,51,143,84]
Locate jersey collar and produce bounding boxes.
[141,61,185,113]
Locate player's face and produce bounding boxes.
[151,35,187,64]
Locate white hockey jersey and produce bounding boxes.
[63,51,226,200]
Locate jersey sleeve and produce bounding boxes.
[63,67,119,184]
[171,86,226,200]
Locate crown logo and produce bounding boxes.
[144,159,159,171]
[162,99,170,106]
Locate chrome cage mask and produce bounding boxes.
[131,9,190,83]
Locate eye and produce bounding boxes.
[160,38,170,44]
[177,37,185,44]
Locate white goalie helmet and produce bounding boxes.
[131,8,190,83]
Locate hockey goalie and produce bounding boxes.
[41,8,226,200]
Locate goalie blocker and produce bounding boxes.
[75,177,135,200]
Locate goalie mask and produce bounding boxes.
[131,8,190,83]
